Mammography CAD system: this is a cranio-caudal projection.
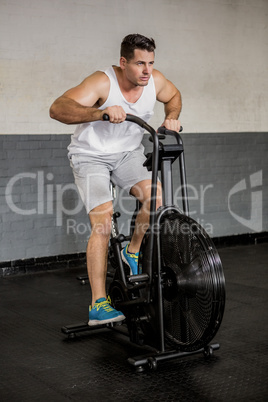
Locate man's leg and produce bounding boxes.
[128,179,162,253]
[87,200,125,325]
[69,153,125,323]
[87,201,113,306]
[121,179,162,274]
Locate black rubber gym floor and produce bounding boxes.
[0,243,267,402]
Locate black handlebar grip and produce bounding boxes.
[158,125,183,135]
[102,113,110,121]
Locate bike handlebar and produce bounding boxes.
[102,113,183,144]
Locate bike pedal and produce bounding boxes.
[127,273,149,283]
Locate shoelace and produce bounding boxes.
[94,298,113,312]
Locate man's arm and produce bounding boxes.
[49,96,102,125]
[49,71,126,124]
[153,70,182,132]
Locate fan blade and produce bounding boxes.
[177,255,210,296]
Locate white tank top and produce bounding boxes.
[68,66,156,155]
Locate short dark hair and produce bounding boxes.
[120,34,156,61]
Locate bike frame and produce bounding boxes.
[62,114,222,370]
[108,114,191,351]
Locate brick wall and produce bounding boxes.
[1,132,267,265]
[0,135,87,262]
[170,133,267,237]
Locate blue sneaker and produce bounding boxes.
[88,297,125,326]
[121,243,139,275]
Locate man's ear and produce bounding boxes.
[120,57,127,69]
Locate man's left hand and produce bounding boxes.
[161,119,181,133]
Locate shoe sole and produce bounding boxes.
[88,314,125,326]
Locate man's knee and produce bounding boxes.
[92,220,112,237]
[131,180,162,208]
[143,184,162,212]
[89,202,113,237]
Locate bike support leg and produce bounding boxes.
[128,343,220,371]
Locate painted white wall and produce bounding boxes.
[1,0,267,134]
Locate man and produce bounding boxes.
[50,34,182,326]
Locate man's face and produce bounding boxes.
[122,49,155,87]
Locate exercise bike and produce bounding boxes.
[61,114,225,372]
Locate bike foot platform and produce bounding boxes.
[61,320,124,337]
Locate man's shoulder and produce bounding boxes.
[152,69,165,81]
[87,70,110,83]
[152,69,166,93]
[81,70,110,95]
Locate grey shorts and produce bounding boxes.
[69,145,152,213]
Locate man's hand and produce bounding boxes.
[102,106,126,124]
[161,118,181,133]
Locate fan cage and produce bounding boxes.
[159,212,225,351]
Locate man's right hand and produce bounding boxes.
[102,106,126,124]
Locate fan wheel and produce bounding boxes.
[161,212,225,351]
[140,212,225,352]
